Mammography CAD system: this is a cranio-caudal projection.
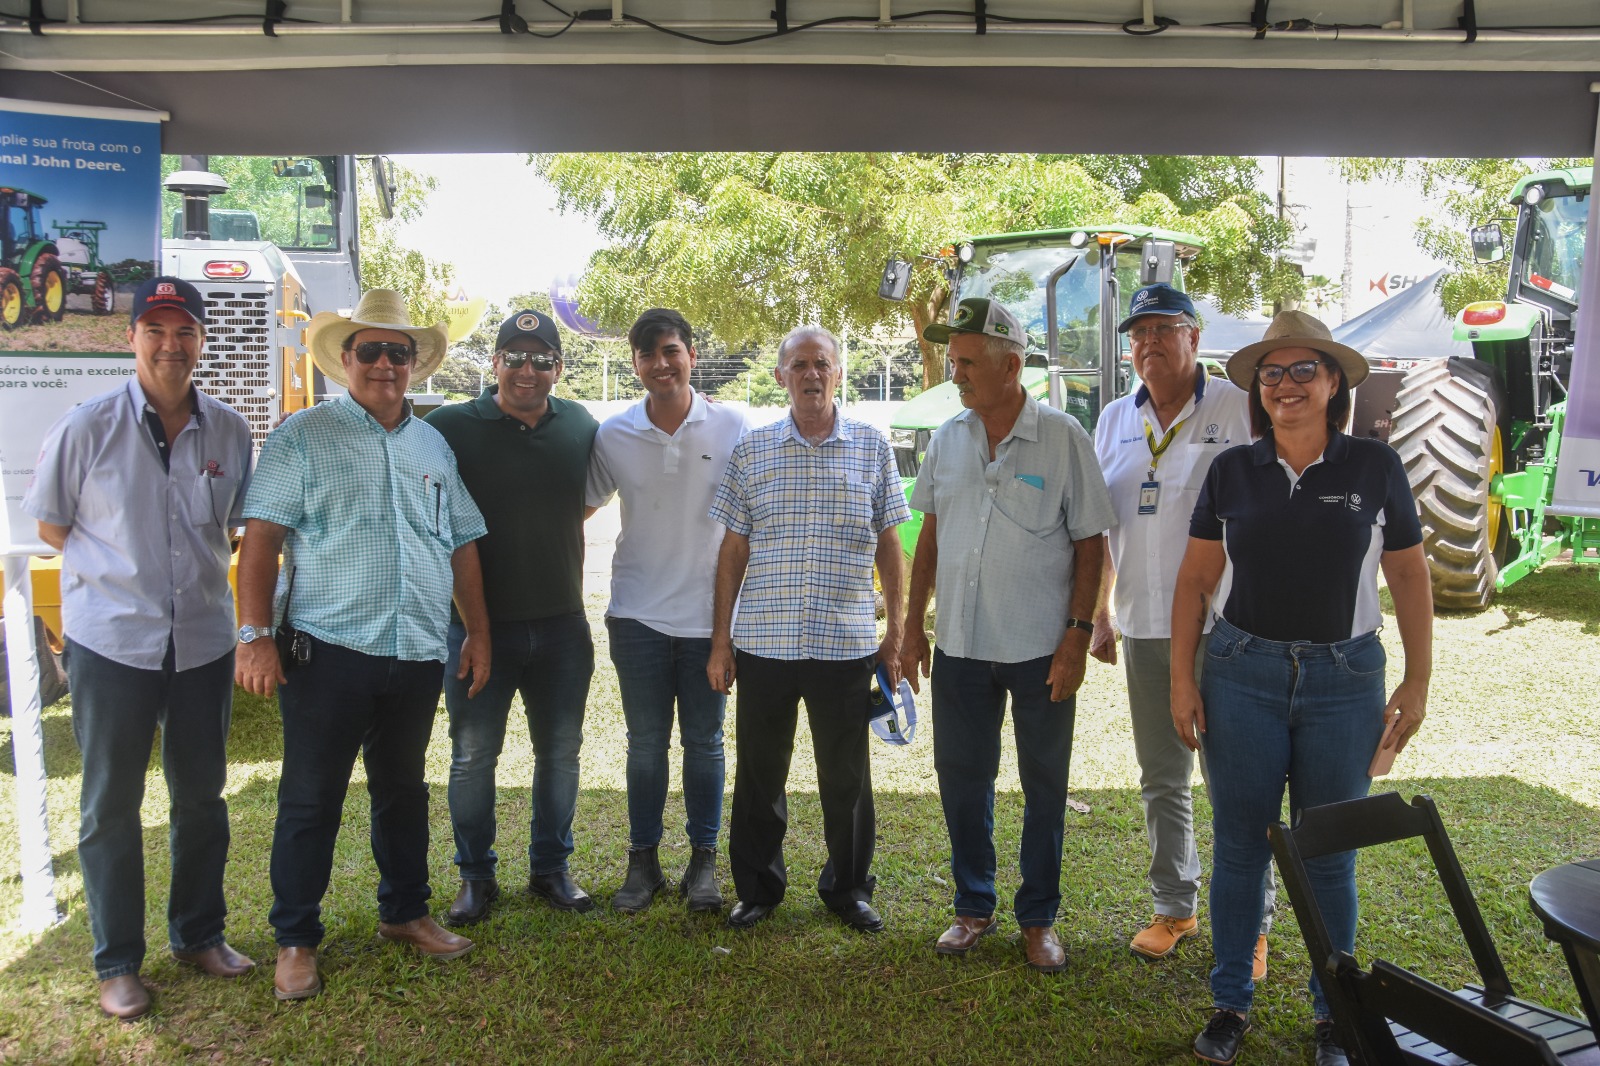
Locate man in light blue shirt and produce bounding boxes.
[24,277,256,1020]
[707,325,909,934]
[900,297,1113,973]
[235,290,490,1002]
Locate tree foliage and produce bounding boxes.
[357,158,454,329]
[1338,157,1589,314]
[533,152,1298,387]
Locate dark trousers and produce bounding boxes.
[269,636,445,947]
[728,651,876,909]
[65,639,235,980]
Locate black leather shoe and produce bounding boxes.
[1314,1020,1350,1066]
[528,870,595,913]
[726,900,776,929]
[446,878,499,926]
[828,900,885,934]
[1195,1009,1250,1065]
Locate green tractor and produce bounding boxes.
[1388,166,1598,610]
[0,185,70,328]
[51,218,121,316]
[880,225,1204,554]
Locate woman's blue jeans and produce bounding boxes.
[605,616,727,851]
[1200,616,1387,1018]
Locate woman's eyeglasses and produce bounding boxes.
[1255,359,1325,386]
[352,341,415,365]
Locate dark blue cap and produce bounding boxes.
[129,276,207,327]
[1117,283,1196,333]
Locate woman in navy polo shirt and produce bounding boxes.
[1169,311,1434,1066]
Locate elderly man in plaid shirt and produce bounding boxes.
[707,324,909,934]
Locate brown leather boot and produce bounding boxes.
[172,941,257,977]
[1022,926,1067,973]
[377,916,474,959]
[98,974,151,1020]
[935,915,997,955]
[273,947,321,1001]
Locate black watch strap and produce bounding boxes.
[1065,617,1095,635]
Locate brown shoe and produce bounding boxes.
[1252,934,1269,982]
[172,941,257,978]
[274,947,321,1001]
[1130,914,1199,959]
[377,916,474,959]
[98,974,151,1020]
[1022,926,1067,973]
[935,915,997,956]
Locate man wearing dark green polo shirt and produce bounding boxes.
[425,310,600,925]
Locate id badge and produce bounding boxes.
[1138,480,1160,515]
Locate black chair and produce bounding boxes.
[1268,791,1598,1065]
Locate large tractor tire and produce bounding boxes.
[0,616,70,715]
[31,253,67,322]
[1388,357,1510,612]
[91,272,115,314]
[0,268,22,330]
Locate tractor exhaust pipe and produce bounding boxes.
[163,159,229,240]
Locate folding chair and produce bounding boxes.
[1268,791,1598,1065]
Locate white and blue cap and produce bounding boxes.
[1117,283,1197,333]
[868,663,918,746]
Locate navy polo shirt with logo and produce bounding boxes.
[1189,431,1422,644]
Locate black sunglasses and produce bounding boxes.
[352,340,415,366]
[501,351,559,371]
[1256,358,1326,386]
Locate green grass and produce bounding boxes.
[2,564,1598,1064]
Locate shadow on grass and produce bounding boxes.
[0,703,79,780]
[2,771,1596,1065]
[1490,564,1600,633]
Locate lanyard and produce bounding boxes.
[1144,415,1189,481]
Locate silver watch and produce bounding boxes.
[238,624,275,644]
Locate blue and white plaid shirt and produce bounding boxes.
[709,408,909,661]
[242,397,487,663]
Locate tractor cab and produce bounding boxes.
[1,186,49,263]
[0,186,68,328]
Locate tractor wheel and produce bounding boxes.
[1388,357,1508,612]
[0,268,22,330]
[31,253,67,322]
[91,272,115,315]
[0,616,71,716]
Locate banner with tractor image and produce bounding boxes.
[0,98,161,553]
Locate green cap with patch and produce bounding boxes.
[922,297,1025,346]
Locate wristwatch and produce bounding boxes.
[1064,617,1095,635]
[238,624,275,644]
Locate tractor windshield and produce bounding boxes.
[4,197,43,254]
[162,155,342,251]
[1519,191,1588,306]
[955,244,1104,370]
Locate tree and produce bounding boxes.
[356,158,454,330]
[533,152,1299,388]
[1337,157,1588,314]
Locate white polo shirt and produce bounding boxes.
[1093,366,1251,640]
[586,392,749,638]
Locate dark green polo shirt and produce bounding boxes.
[426,389,599,622]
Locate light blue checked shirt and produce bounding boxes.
[242,397,487,663]
[709,408,909,661]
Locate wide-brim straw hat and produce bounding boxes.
[306,289,449,387]
[1226,309,1369,390]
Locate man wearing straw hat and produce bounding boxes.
[235,289,491,1001]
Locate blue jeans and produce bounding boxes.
[65,638,235,980]
[444,612,594,880]
[269,636,444,946]
[1200,616,1387,1017]
[606,616,726,851]
[931,649,1075,928]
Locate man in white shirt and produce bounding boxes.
[586,308,748,914]
[1090,283,1271,973]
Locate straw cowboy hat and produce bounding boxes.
[1226,309,1369,390]
[305,289,449,387]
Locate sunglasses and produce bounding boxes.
[501,351,559,371]
[351,340,415,365]
[1256,358,1326,386]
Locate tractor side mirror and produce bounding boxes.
[879,257,912,302]
[1470,224,1505,264]
[1140,241,1176,284]
[303,185,328,209]
[372,156,397,221]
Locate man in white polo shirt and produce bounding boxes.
[1090,283,1271,974]
[586,308,749,914]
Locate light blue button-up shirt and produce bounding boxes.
[23,378,254,671]
[709,408,909,661]
[909,394,1114,663]
[242,397,487,663]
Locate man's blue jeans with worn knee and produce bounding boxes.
[605,616,726,851]
[1200,616,1387,1018]
[444,612,594,880]
[66,638,235,980]
[931,649,1075,928]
